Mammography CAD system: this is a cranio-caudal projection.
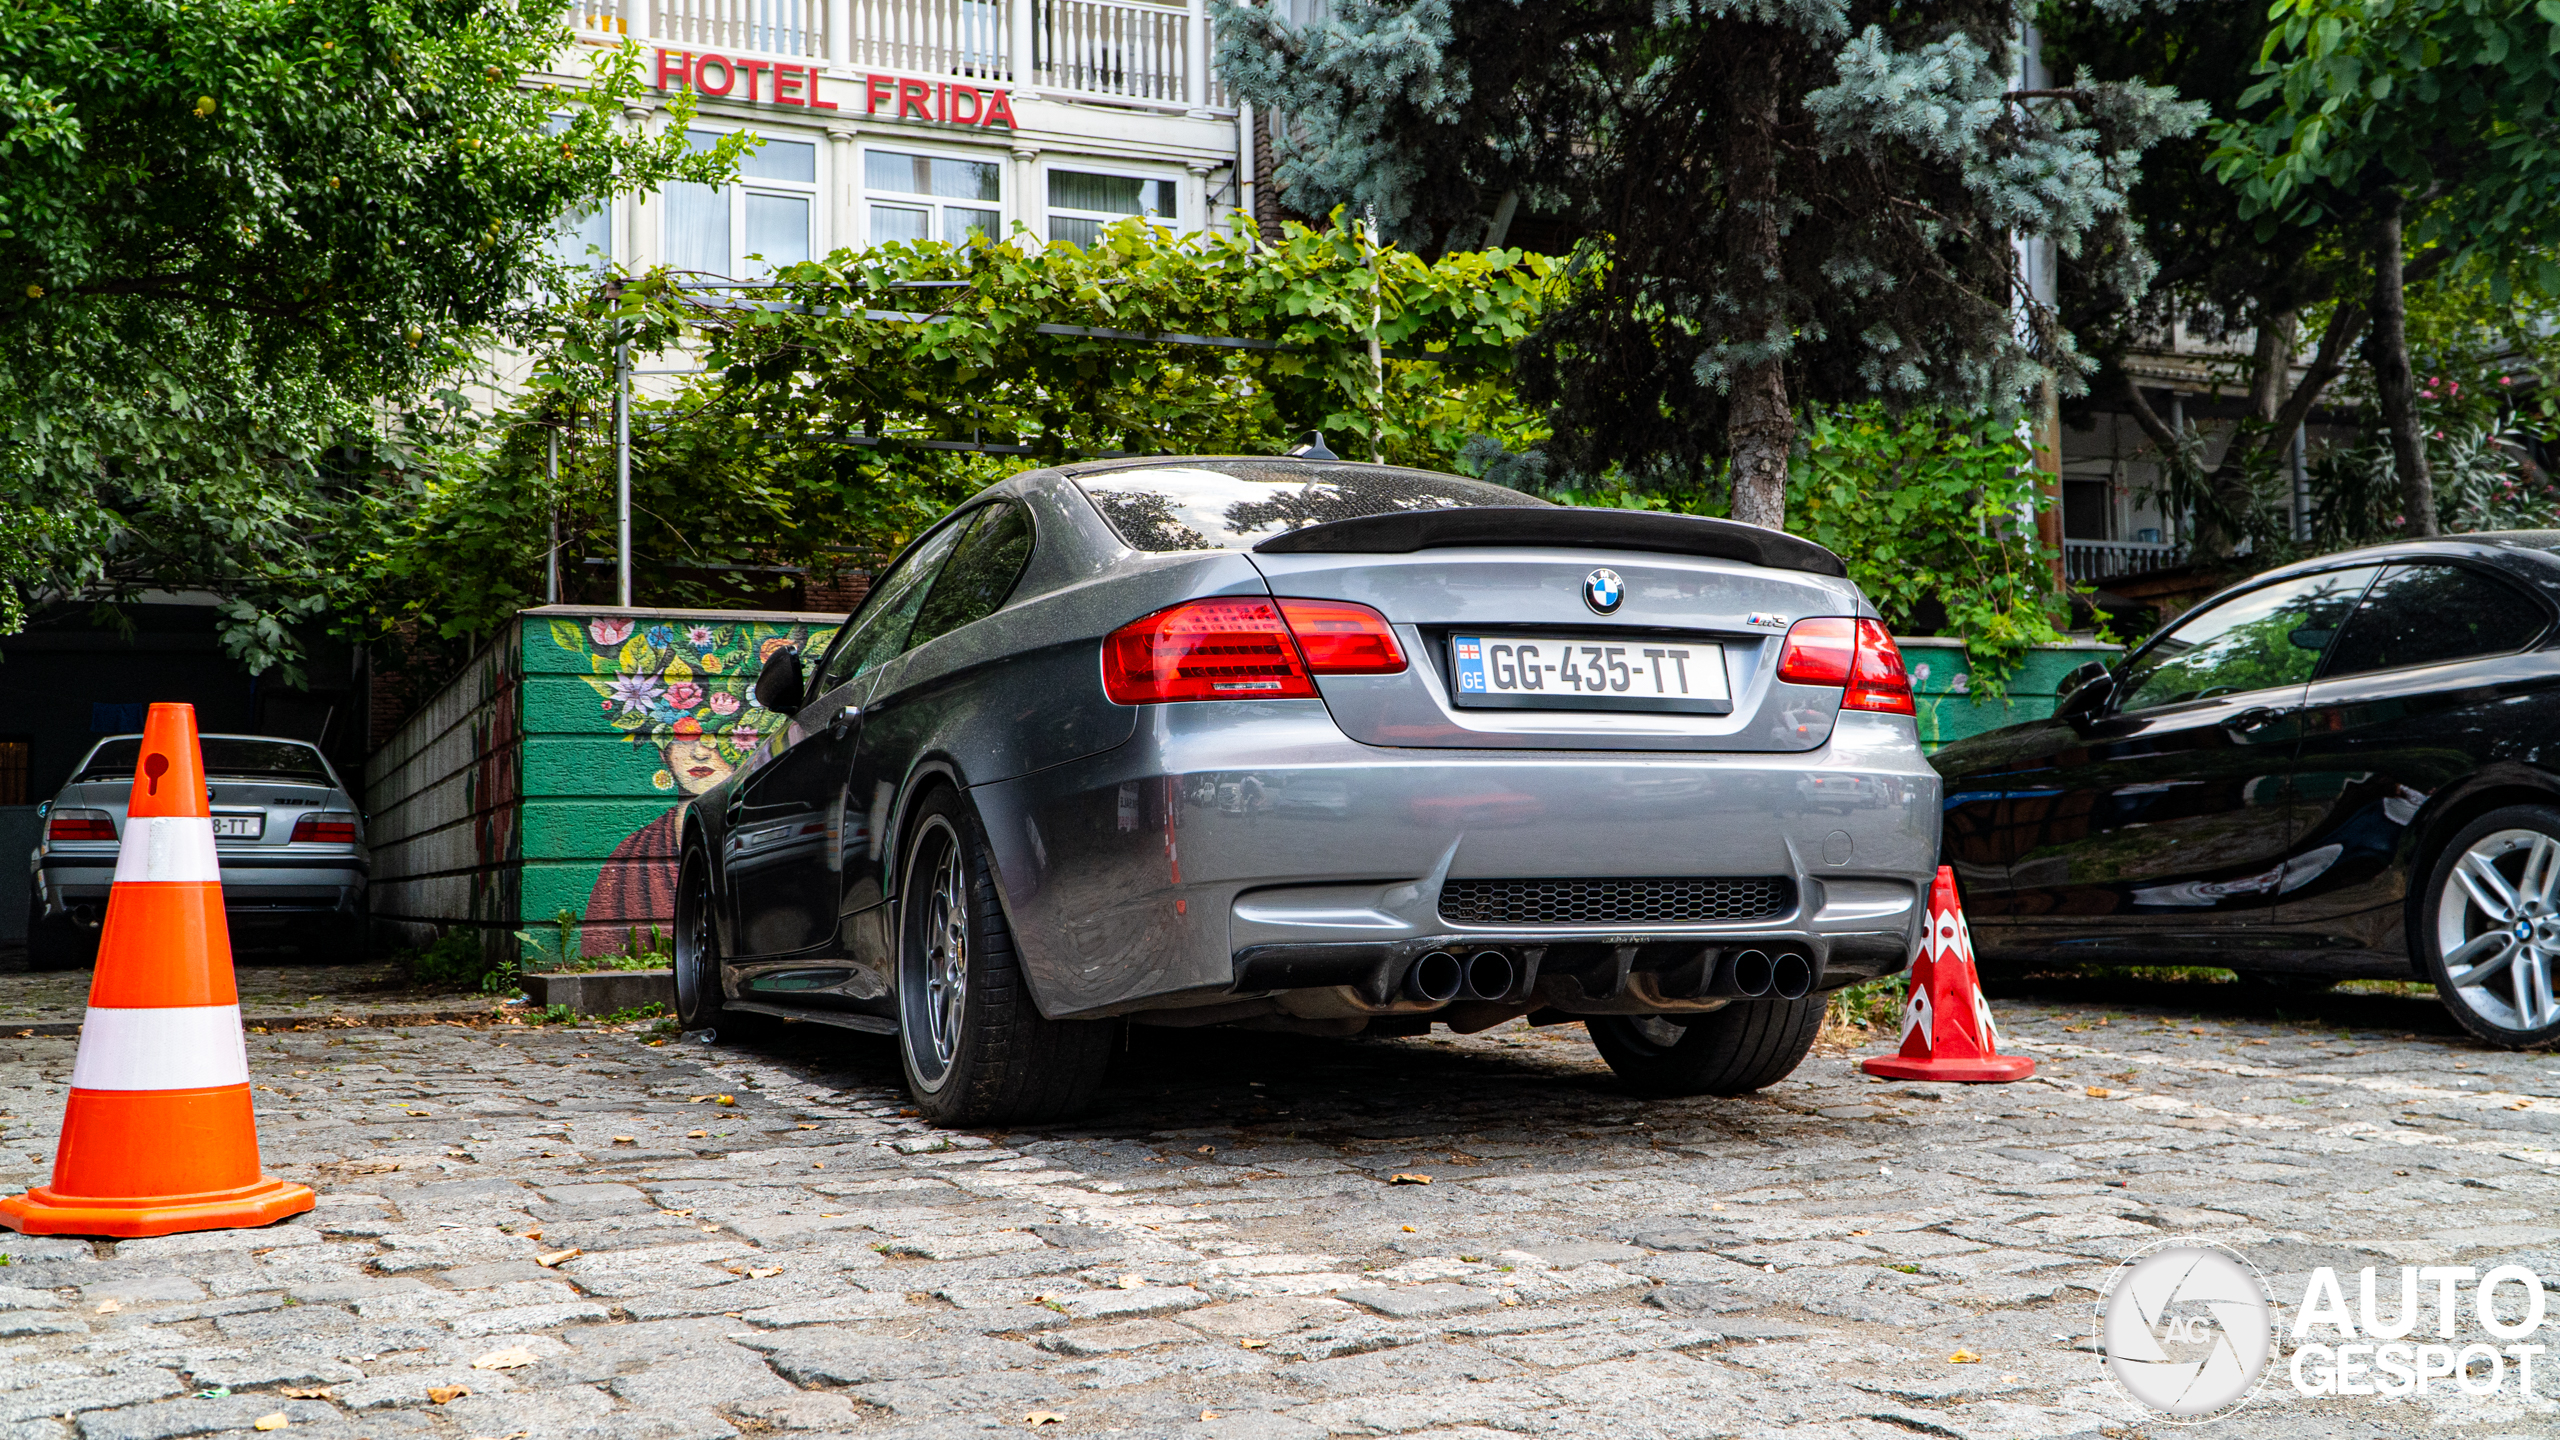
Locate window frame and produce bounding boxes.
[859,141,1007,249]
[808,506,986,693]
[908,499,1037,649]
[664,124,822,280]
[1041,160,1185,247]
[2311,558,2556,683]
[2110,565,2384,716]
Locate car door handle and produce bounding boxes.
[828,704,862,740]
[2229,706,2294,733]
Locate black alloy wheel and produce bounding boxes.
[674,845,729,1031]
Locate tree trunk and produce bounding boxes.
[1724,51,1792,531]
[2368,198,2435,536]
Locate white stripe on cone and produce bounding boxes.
[112,816,222,885]
[68,1006,250,1091]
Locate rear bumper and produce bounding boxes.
[32,854,367,927]
[968,700,1940,1019]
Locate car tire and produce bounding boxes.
[2417,805,2560,1049]
[895,787,1114,1126]
[673,844,730,1032]
[1589,998,1826,1097]
[26,907,95,972]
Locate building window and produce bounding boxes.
[665,128,820,279]
[1046,168,1177,247]
[543,114,614,282]
[863,149,1003,247]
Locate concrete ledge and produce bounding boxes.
[522,969,676,1015]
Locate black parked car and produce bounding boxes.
[1934,532,2560,1048]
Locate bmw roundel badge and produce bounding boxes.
[1584,568,1624,615]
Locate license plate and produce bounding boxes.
[210,813,265,840]
[1449,634,1732,714]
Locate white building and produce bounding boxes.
[541,0,1255,278]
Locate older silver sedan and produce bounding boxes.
[679,455,1941,1123]
[28,733,369,967]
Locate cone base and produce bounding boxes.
[1862,1054,2037,1083]
[0,1175,314,1238]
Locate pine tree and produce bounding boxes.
[1214,0,2201,530]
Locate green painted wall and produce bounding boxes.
[515,607,839,956]
[1901,638,2121,753]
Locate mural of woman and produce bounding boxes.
[559,617,833,953]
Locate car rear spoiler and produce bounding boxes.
[1250,506,1850,579]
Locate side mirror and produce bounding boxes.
[2053,660,2114,722]
[752,646,805,715]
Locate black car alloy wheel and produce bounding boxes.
[899,811,972,1096]
[2422,805,2560,1048]
[674,846,726,1031]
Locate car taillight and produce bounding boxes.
[46,808,115,842]
[292,812,359,843]
[1775,617,1915,716]
[1101,596,1408,704]
[1274,598,1407,674]
[1104,599,1320,703]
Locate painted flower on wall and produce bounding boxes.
[589,618,635,647]
[708,691,743,716]
[664,680,706,711]
[685,625,718,649]
[607,674,663,715]
[645,624,676,648]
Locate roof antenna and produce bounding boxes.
[1284,430,1339,461]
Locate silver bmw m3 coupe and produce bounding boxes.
[676,454,1941,1123]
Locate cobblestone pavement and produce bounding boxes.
[7,978,2560,1440]
[0,964,493,1031]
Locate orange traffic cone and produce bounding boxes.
[1860,866,2036,1083]
[2,703,316,1237]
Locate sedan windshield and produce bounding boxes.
[1075,460,1538,552]
[75,737,334,785]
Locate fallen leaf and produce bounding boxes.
[1200,1411,1220,1421]
[278,1387,332,1400]
[612,1136,636,1145]
[535,1248,582,1268]
[1948,1350,1981,1364]
[93,1298,120,1314]
[1400,1225,1416,1233]
[252,1414,288,1432]
[660,1208,694,1217]
[428,1385,470,1404]
[1196,1145,1214,1154]
[1239,1338,1268,1350]
[689,1095,713,1103]
[1389,1173,1432,1185]
[797,1123,819,1130]
[2086,1087,2111,1098]
[472,1347,539,1370]
[1116,1273,1147,1289]
[820,1213,842,1219]
[1024,1412,1066,1427]
[687,1130,709,1139]
[747,1266,783,1279]
[1847,1230,1869,1237]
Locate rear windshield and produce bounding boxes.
[1074,460,1540,552]
[75,738,334,786]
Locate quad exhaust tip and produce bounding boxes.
[1727,949,1773,998]
[1771,952,1813,1001]
[1464,950,1515,1001]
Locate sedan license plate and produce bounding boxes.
[1450,634,1731,714]
[209,812,265,840]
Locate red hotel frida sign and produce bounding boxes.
[654,49,1019,129]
